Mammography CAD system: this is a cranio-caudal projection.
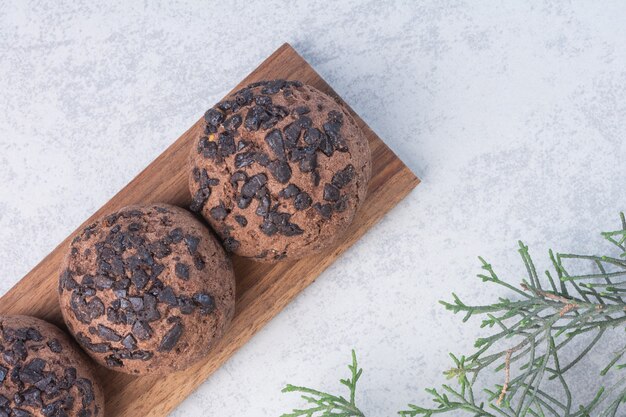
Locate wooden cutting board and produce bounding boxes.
[0,43,419,416]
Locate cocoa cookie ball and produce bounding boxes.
[188,80,372,261]
[58,204,236,375]
[0,315,105,417]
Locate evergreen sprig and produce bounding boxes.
[281,214,626,417]
[281,350,364,417]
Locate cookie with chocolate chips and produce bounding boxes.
[0,315,105,417]
[58,204,236,375]
[189,80,371,261]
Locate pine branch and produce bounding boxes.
[281,350,365,417]
[403,213,626,417]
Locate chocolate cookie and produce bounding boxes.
[58,204,236,375]
[188,80,371,261]
[0,315,105,417]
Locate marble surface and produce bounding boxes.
[1,1,626,416]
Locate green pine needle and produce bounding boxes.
[281,350,365,417]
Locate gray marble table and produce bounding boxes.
[1,1,625,416]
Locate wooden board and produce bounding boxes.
[0,43,419,416]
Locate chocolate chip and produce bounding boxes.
[19,358,46,384]
[132,321,152,341]
[304,127,322,146]
[331,167,354,192]
[217,100,233,112]
[21,386,42,408]
[299,153,317,173]
[323,184,341,202]
[204,109,224,126]
[223,114,242,131]
[314,202,333,219]
[254,152,270,166]
[237,195,252,209]
[75,378,95,407]
[218,132,236,157]
[47,339,62,353]
[234,151,256,168]
[190,188,211,212]
[97,324,122,342]
[261,79,285,95]
[294,106,310,115]
[241,174,268,198]
[223,237,240,253]
[70,294,105,324]
[260,221,278,236]
[244,106,270,131]
[283,123,301,148]
[256,193,271,217]
[93,275,114,290]
[200,140,218,159]
[193,293,215,312]
[0,366,7,383]
[235,88,253,106]
[269,160,292,183]
[296,116,312,129]
[184,235,200,254]
[158,286,178,306]
[279,184,300,199]
[318,133,334,157]
[131,269,149,290]
[121,334,137,350]
[265,129,286,160]
[210,203,228,221]
[177,296,194,315]
[294,192,312,210]
[175,262,190,280]
[234,215,248,226]
[158,322,184,352]
[169,227,184,243]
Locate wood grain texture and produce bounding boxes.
[0,43,419,416]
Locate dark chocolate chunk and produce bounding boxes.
[131,269,149,290]
[218,132,236,157]
[255,193,271,217]
[175,262,190,281]
[323,184,341,202]
[296,116,312,129]
[47,339,62,353]
[93,275,114,290]
[97,325,122,342]
[280,222,304,237]
[177,296,194,315]
[265,129,286,160]
[234,215,248,227]
[21,386,42,408]
[210,203,228,221]
[279,184,300,199]
[158,286,178,306]
[0,366,7,383]
[190,188,211,212]
[230,171,248,187]
[294,106,310,115]
[223,114,242,131]
[268,160,292,183]
[237,195,253,209]
[334,196,348,212]
[304,127,322,146]
[261,79,286,95]
[294,192,312,210]
[333,165,356,189]
[75,378,95,407]
[235,88,253,106]
[184,235,200,254]
[234,151,256,169]
[254,152,270,166]
[193,293,215,313]
[311,171,321,186]
[131,321,152,341]
[217,100,233,112]
[241,174,267,198]
[200,140,218,159]
[318,133,334,157]
[11,409,30,417]
[223,237,240,252]
[19,358,46,384]
[158,322,184,352]
[244,106,270,131]
[283,123,301,148]
[299,153,317,173]
[255,95,272,106]
[314,202,333,219]
[105,355,123,368]
[121,334,137,350]
[70,294,105,324]
[204,109,224,126]
[260,221,278,236]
